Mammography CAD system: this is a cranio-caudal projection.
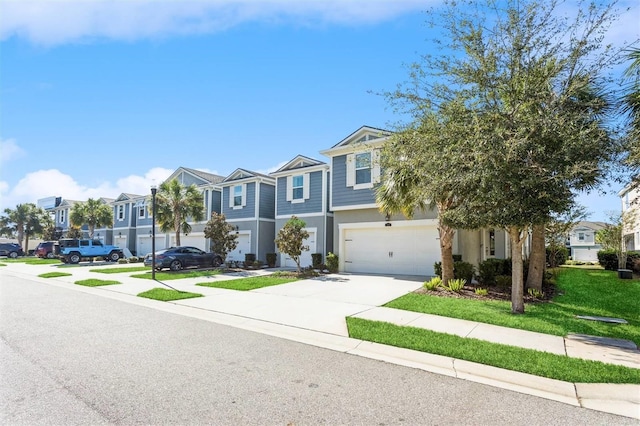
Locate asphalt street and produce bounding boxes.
[1,275,635,425]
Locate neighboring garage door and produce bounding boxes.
[572,247,599,262]
[343,225,439,276]
[138,235,165,257]
[283,231,316,268]
[174,235,206,251]
[227,233,251,262]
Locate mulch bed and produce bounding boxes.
[414,281,557,303]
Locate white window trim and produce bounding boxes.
[117,205,125,221]
[230,184,247,210]
[346,150,380,190]
[286,173,310,204]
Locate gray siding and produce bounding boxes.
[331,155,377,207]
[276,171,323,216]
[257,219,276,262]
[222,182,257,219]
[259,183,275,219]
[178,172,204,187]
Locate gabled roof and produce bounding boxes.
[270,155,327,176]
[98,197,115,204]
[56,199,80,208]
[572,221,608,231]
[165,166,225,186]
[222,168,275,184]
[114,193,143,202]
[320,125,392,156]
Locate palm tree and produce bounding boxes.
[70,198,114,239]
[152,179,204,247]
[622,48,640,180]
[1,203,36,248]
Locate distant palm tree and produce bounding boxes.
[152,179,204,247]
[70,198,113,239]
[1,203,37,248]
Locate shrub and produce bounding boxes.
[423,276,442,290]
[454,261,475,283]
[475,287,488,296]
[326,252,339,273]
[129,256,139,263]
[446,278,466,293]
[495,275,512,291]
[597,250,618,270]
[546,246,568,267]
[477,258,505,285]
[253,260,264,268]
[266,253,277,268]
[627,251,640,272]
[434,261,442,278]
[118,258,128,264]
[527,288,545,299]
[311,253,323,269]
[452,254,463,262]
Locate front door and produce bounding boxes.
[483,229,496,260]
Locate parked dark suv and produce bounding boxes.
[0,243,24,258]
[35,241,58,259]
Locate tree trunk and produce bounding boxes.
[526,223,545,292]
[509,227,525,314]
[439,223,455,285]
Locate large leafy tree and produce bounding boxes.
[204,212,238,261]
[152,179,204,247]
[274,216,309,273]
[70,198,113,239]
[384,0,622,313]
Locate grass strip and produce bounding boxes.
[347,317,640,384]
[137,288,203,301]
[75,279,121,287]
[385,268,640,345]
[197,276,298,291]
[90,266,150,274]
[39,272,72,278]
[131,269,222,281]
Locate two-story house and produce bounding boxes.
[270,155,332,268]
[567,221,606,262]
[219,168,276,264]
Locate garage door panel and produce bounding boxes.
[344,226,439,276]
[227,234,251,262]
[283,232,316,268]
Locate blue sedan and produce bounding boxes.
[144,246,223,271]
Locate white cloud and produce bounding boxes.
[0,0,429,46]
[0,138,26,164]
[0,167,174,211]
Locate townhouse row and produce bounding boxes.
[40,126,512,275]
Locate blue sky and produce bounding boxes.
[1,0,638,222]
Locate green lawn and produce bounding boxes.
[38,272,72,278]
[197,275,299,291]
[131,269,223,280]
[90,266,150,274]
[75,278,121,287]
[137,288,203,301]
[347,317,640,384]
[1,257,61,265]
[385,268,640,345]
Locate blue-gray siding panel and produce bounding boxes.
[259,183,275,219]
[276,171,323,216]
[331,155,377,207]
[222,182,257,220]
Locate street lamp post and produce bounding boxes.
[151,185,157,280]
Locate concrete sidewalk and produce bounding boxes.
[2,261,639,420]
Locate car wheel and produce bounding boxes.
[8,251,18,259]
[46,252,55,259]
[212,256,223,268]
[108,251,121,262]
[68,253,81,264]
[169,260,183,271]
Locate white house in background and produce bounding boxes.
[620,183,640,251]
[567,221,607,262]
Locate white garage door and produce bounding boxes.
[283,231,316,268]
[174,235,206,251]
[138,235,165,257]
[226,233,251,262]
[572,247,599,262]
[343,225,439,276]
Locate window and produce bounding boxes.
[118,205,124,221]
[233,185,242,207]
[139,204,146,218]
[355,152,372,185]
[578,232,585,241]
[489,229,495,256]
[346,150,380,189]
[60,210,65,224]
[292,175,304,200]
